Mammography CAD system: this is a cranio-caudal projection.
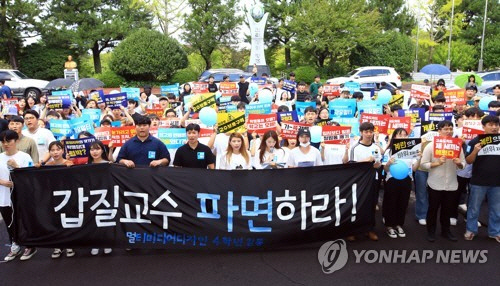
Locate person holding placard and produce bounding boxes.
[464,115,500,242]
[382,128,420,239]
[252,130,287,169]
[217,132,252,170]
[420,120,465,242]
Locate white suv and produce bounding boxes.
[0,69,49,98]
[326,66,402,88]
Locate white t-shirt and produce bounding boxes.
[322,144,346,165]
[0,151,33,206]
[252,148,288,169]
[217,153,252,170]
[22,127,56,161]
[287,146,322,168]
[213,133,230,163]
[349,141,380,162]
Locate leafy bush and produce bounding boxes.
[293,66,319,83]
[18,43,73,80]
[433,40,477,71]
[110,29,188,81]
[0,60,11,69]
[94,70,126,88]
[171,68,198,84]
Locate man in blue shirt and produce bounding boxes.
[0,80,13,99]
[116,115,170,167]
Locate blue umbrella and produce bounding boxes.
[420,64,451,75]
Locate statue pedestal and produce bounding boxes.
[245,65,271,77]
[64,69,79,81]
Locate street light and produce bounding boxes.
[414,20,420,73]
[446,0,455,69]
[478,0,488,72]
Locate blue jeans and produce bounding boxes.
[414,170,429,220]
[466,185,500,236]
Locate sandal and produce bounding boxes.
[464,231,475,241]
[489,235,500,243]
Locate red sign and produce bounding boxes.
[110,126,137,147]
[323,84,341,97]
[192,82,209,94]
[219,82,238,96]
[280,121,311,139]
[247,114,277,136]
[322,126,351,144]
[443,89,466,105]
[410,84,431,100]
[145,108,165,118]
[199,128,214,138]
[94,127,111,145]
[387,117,412,135]
[359,113,390,134]
[433,136,462,159]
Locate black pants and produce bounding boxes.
[383,177,412,227]
[426,187,457,234]
[452,176,470,218]
[0,206,14,244]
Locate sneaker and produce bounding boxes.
[4,249,21,261]
[52,248,63,259]
[418,219,427,226]
[103,248,112,255]
[464,231,475,241]
[450,218,457,226]
[458,204,467,212]
[367,231,379,241]
[91,248,99,256]
[395,226,406,238]
[489,235,500,243]
[386,227,397,239]
[478,221,482,228]
[66,249,75,258]
[20,248,37,261]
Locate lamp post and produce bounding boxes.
[414,20,420,73]
[478,0,488,72]
[446,0,455,69]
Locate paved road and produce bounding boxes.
[1,199,498,286]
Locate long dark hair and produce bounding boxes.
[259,130,280,164]
[386,128,408,154]
[87,140,108,163]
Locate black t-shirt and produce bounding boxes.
[208,83,218,93]
[467,136,500,186]
[296,90,310,102]
[173,142,215,168]
[238,82,249,103]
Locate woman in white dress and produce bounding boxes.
[252,130,288,169]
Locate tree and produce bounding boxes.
[146,0,188,36]
[18,43,73,80]
[44,0,152,74]
[460,0,500,47]
[260,0,301,68]
[182,0,242,70]
[110,29,188,81]
[433,40,477,71]
[367,0,417,35]
[0,0,41,69]
[291,0,381,68]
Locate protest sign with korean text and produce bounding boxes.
[387,117,412,135]
[433,137,462,159]
[322,126,351,144]
[105,92,128,109]
[48,95,72,109]
[161,84,180,96]
[157,128,187,149]
[477,134,500,156]
[219,82,238,97]
[191,93,216,112]
[247,114,277,136]
[64,137,96,159]
[217,111,246,133]
[391,138,422,160]
[360,113,390,134]
[410,84,431,100]
[329,99,356,118]
[323,84,341,97]
[110,126,137,147]
[280,121,311,139]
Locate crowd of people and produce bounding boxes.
[0,73,499,262]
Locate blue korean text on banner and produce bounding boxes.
[428,112,453,122]
[157,128,187,149]
[71,116,95,136]
[329,99,356,118]
[81,109,102,127]
[357,100,383,115]
[295,101,316,116]
[398,108,425,120]
[277,111,299,124]
[89,90,105,104]
[48,95,72,109]
[105,92,128,109]
[161,84,180,96]
[111,121,122,127]
[246,102,272,116]
[51,89,74,101]
[250,77,267,85]
[331,117,360,136]
[121,87,141,101]
[282,80,296,94]
[343,82,361,94]
[49,119,73,137]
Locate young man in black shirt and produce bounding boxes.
[238,75,250,104]
[208,75,218,93]
[173,123,215,169]
[296,81,310,102]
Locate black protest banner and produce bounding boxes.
[390,138,421,160]
[11,163,376,250]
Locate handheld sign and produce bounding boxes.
[433,137,462,159]
[247,114,277,136]
[219,82,238,97]
[359,113,390,134]
[105,92,128,109]
[323,84,341,98]
[277,111,299,124]
[157,128,186,149]
[410,84,431,100]
[476,134,500,156]
[49,119,73,137]
[64,137,96,159]
[329,99,356,118]
[280,121,311,139]
[322,126,351,144]
[110,126,137,147]
[191,82,209,94]
[94,127,111,145]
[217,111,246,133]
[48,95,72,109]
[81,109,102,127]
[191,93,216,112]
[387,117,412,135]
[161,84,180,96]
[120,87,140,101]
[391,138,421,160]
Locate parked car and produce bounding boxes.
[0,69,49,98]
[327,66,402,88]
[477,81,500,97]
[198,69,254,83]
[479,70,500,82]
